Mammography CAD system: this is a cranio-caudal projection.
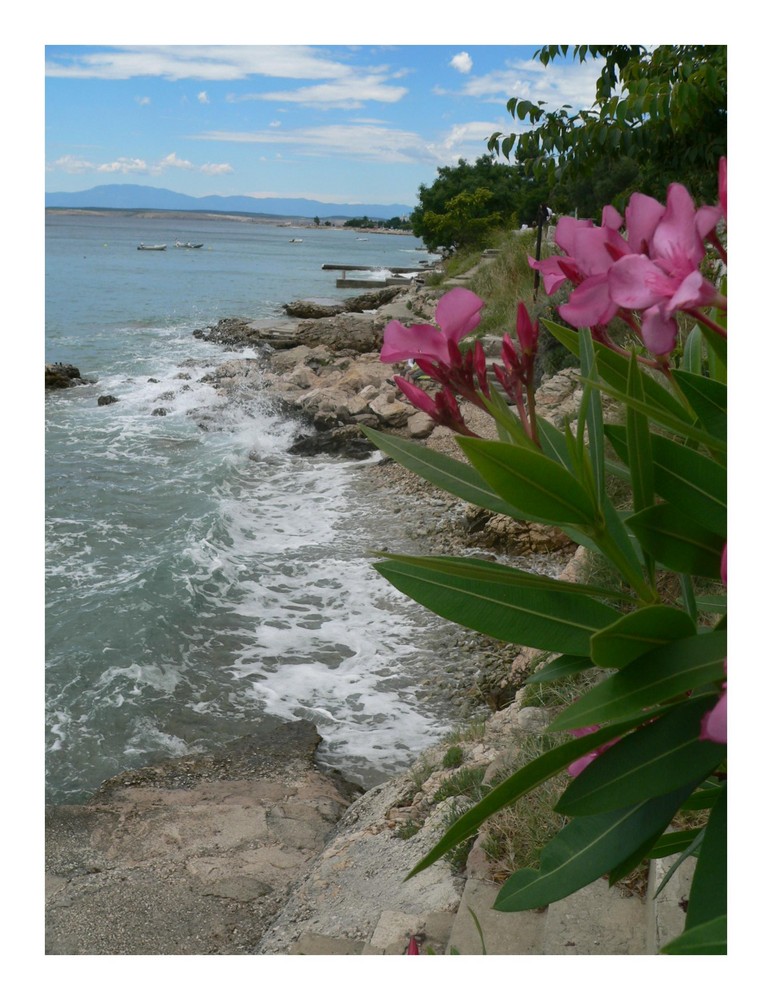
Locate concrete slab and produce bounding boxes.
[542,880,647,954]
[447,879,545,955]
[289,933,365,955]
[646,856,694,953]
[362,909,455,955]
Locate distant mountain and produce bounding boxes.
[45,184,414,220]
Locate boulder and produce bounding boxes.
[367,391,412,428]
[97,394,118,406]
[288,425,377,460]
[342,286,405,313]
[267,345,333,374]
[295,313,384,353]
[407,411,435,438]
[45,363,91,390]
[283,300,346,319]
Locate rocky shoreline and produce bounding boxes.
[46,279,594,955]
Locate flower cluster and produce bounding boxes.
[530,159,727,357]
[380,287,542,440]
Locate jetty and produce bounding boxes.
[322,262,434,289]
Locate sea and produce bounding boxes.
[45,211,473,804]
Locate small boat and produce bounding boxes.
[175,241,204,249]
[137,243,167,251]
[289,238,303,243]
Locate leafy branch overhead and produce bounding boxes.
[488,45,727,204]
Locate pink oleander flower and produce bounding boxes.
[567,725,621,777]
[528,216,593,294]
[393,375,477,436]
[515,301,540,355]
[607,182,725,354]
[406,935,420,955]
[530,162,727,358]
[532,209,632,330]
[380,287,484,366]
[493,305,539,396]
[700,546,727,745]
[700,684,727,744]
[415,337,490,405]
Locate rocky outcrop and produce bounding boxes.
[295,312,385,353]
[282,285,404,319]
[283,300,346,319]
[45,720,361,955]
[339,286,405,312]
[45,363,93,390]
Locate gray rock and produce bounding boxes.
[283,300,346,319]
[46,722,361,955]
[45,363,92,390]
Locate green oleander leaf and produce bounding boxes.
[406,717,652,879]
[661,915,727,955]
[374,554,620,656]
[458,438,599,526]
[590,605,696,669]
[361,427,531,519]
[685,782,727,931]
[494,783,696,911]
[555,698,726,814]
[627,502,725,576]
[549,630,726,730]
[605,425,726,536]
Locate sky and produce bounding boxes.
[44,43,604,208]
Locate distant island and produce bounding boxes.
[44,184,414,223]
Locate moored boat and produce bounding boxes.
[137,243,167,251]
[175,241,204,249]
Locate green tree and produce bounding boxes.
[412,155,550,252]
[420,188,503,251]
[555,155,642,219]
[489,45,726,205]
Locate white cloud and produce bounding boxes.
[193,117,507,169]
[45,45,371,82]
[426,121,504,163]
[450,52,473,75]
[156,152,194,171]
[236,74,407,110]
[97,157,149,174]
[457,57,599,111]
[197,91,210,104]
[195,123,432,164]
[136,96,151,106]
[47,154,95,174]
[48,151,232,177]
[200,162,234,175]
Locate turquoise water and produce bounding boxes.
[45,212,467,803]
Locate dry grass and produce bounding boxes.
[476,735,570,882]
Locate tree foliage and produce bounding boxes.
[411,155,551,252]
[489,45,727,205]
